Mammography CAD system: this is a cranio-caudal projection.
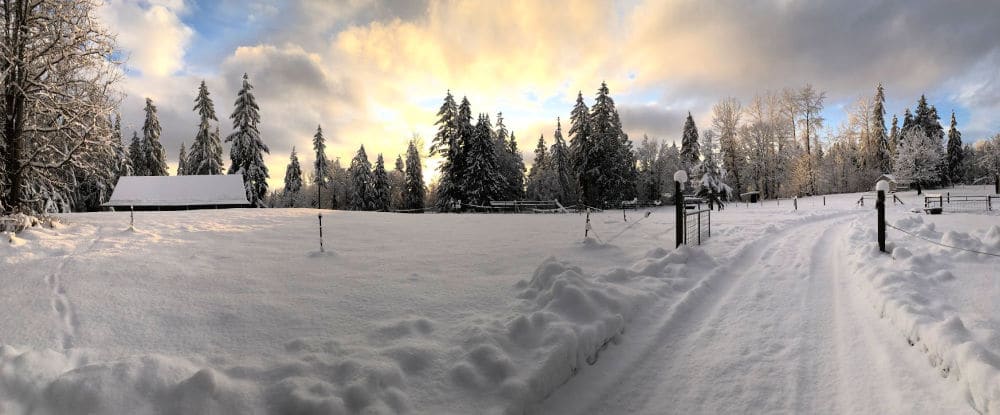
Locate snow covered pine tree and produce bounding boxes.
[226,74,270,207]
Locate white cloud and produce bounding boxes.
[98,0,192,78]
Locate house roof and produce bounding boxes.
[103,175,250,207]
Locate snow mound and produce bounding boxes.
[0,342,421,415]
[846,219,1000,414]
[460,259,634,413]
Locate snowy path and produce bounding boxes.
[535,212,973,414]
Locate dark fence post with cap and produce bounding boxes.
[674,170,687,248]
[318,212,325,253]
[876,180,888,253]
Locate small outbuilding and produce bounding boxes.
[740,191,761,203]
[874,174,905,192]
[103,175,250,211]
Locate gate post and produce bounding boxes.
[675,181,684,248]
[674,170,687,248]
[876,180,888,253]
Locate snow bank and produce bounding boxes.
[449,247,716,414]
[0,342,418,415]
[845,215,1000,414]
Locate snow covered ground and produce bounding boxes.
[1,187,997,414]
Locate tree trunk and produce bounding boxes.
[2,0,29,213]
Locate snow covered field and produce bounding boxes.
[1,188,998,414]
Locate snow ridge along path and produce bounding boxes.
[535,211,972,414]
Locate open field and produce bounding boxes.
[1,187,998,414]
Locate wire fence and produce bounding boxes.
[885,223,1000,259]
[923,194,998,211]
[683,208,711,245]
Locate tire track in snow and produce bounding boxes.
[44,224,104,349]
[536,210,972,414]
[533,211,862,414]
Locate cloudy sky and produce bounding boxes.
[98,0,1000,188]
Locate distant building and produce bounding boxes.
[875,174,909,192]
[103,175,250,211]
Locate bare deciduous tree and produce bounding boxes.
[1,0,122,213]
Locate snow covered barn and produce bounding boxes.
[103,175,250,211]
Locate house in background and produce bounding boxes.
[103,175,250,211]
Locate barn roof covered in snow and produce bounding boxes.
[103,175,250,208]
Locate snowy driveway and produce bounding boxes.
[536,211,973,414]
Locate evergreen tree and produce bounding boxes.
[493,112,514,198]
[569,92,594,205]
[284,146,303,200]
[526,135,548,198]
[680,112,701,172]
[508,131,526,199]
[112,114,132,177]
[889,114,899,161]
[348,145,374,210]
[226,73,270,207]
[128,131,144,175]
[329,157,349,209]
[188,80,224,175]
[372,153,391,211]
[404,140,425,210]
[946,111,964,184]
[430,91,458,157]
[312,125,329,206]
[142,98,169,176]
[902,108,914,134]
[526,134,562,200]
[177,143,187,175]
[390,154,406,209]
[433,92,464,210]
[549,118,575,203]
[872,83,891,173]
[589,82,635,203]
[464,114,505,205]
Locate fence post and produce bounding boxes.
[129,205,134,229]
[697,211,702,245]
[876,180,888,253]
[675,181,684,247]
[707,209,711,238]
[823,196,826,206]
[585,208,591,239]
[794,197,798,211]
[947,192,950,204]
[318,213,325,253]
